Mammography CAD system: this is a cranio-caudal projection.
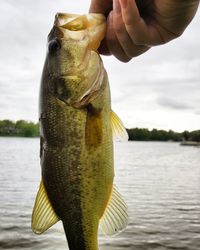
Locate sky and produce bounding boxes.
[0,0,199,132]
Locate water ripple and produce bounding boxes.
[1,139,200,249]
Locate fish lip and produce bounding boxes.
[54,12,106,29]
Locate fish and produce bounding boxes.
[31,13,128,250]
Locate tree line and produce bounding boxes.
[0,120,200,141]
[127,128,200,142]
[0,120,39,137]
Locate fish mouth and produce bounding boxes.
[54,12,106,51]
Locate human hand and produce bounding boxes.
[89,0,199,62]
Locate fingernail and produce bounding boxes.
[119,0,127,8]
[114,0,121,14]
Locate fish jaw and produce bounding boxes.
[54,13,106,51]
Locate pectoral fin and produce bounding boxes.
[99,186,128,235]
[32,181,59,234]
[111,111,129,141]
[85,108,102,148]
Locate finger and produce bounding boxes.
[113,0,150,58]
[89,0,113,16]
[119,0,164,46]
[106,12,131,62]
[89,0,113,55]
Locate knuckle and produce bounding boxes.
[131,35,145,46]
[116,54,131,62]
[131,35,146,45]
[114,24,124,35]
[125,27,146,45]
[128,48,148,58]
[126,50,138,58]
[172,30,183,39]
[105,31,116,45]
[113,15,124,34]
[124,16,135,27]
[121,57,131,63]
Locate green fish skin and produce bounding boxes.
[32,13,128,250]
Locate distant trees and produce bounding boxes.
[127,128,151,141]
[188,130,200,142]
[0,120,39,137]
[127,128,200,142]
[0,119,199,141]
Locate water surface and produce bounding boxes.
[0,137,200,250]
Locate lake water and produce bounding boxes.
[0,137,200,250]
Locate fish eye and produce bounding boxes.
[48,39,61,53]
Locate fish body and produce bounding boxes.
[32,13,128,250]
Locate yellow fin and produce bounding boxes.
[85,109,102,148]
[111,111,129,141]
[99,186,128,235]
[31,181,59,234]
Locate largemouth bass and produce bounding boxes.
[32,13,128,250]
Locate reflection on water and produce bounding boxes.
[0,137,200,250]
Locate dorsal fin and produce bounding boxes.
[111,111,129,141]
[32,181,59,234]
[99,186,128,235]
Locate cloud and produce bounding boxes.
[157,97,192,110]
[0,0,199,131]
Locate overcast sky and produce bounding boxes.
[0,0,199,132]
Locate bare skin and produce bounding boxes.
[89,0,200,62]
